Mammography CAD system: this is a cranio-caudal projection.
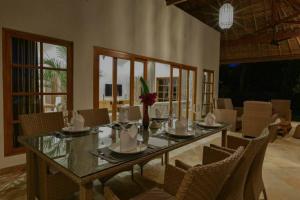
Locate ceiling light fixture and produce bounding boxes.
[219,3,234,29]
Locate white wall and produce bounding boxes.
[0,0,220,169]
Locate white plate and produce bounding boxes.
[108,143,147,155]
[165,128,195,137]
[62,126,91,133]
[197,122,223,128]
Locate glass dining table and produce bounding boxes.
[19,121,229,200]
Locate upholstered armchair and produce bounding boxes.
[242,101,275,138]
[271,99,292,122]
[104,146,244,200]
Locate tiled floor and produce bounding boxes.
[1,124,300,200]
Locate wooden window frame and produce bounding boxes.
[201,69,215,117]
[156,77,179,102]
[93,46,197,121]
[2,28,73,156]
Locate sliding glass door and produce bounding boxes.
[171,67,180,118]
[99,55,114,116]
[147,62,171,117]
[94,47,197,121]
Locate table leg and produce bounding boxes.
[80,182,93,200]
[37,158,49,200]
[165,152,169,165]
[221,129,227,147]
[26,152,37,200]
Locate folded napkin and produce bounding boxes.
[120,125,138,152]
[175,118,188,133]
[70,111,85,130]
[205,112,216,126]
[119,107,129,123]
[155,108,162,118]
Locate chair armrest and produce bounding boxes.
[163,164,186,196]
[271,113,279,123]
[104,187,120,200]
[202,146,231,165]
[210,144,235,153]
[227,135,250,149]
[288,109,292,122]
[175,160,192,171]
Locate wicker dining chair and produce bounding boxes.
[104,146,244,200]
[78,108,136,185]
[19,112,65,136]
[211,129,270,200]
[78,108,110,127]
[127,106,142,121]
[19,112,78,200]
[124,106,164,175]
[244,128,270,200]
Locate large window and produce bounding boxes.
[3,29,73,156]
[93,47,197,121]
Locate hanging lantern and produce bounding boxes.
[219,3,234,29]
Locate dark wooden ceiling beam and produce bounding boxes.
[259,6,300,28]
[222,28,300,47]
[166,0,188,6]
[283,20,300,24]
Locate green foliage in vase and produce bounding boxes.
[140,77,150,95]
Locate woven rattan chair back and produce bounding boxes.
[128,106,142,121]
[244,128,270,200]
[217,130,270,200]
[78,108,110,127]
[176,147,244,200]
[19,112,64,136]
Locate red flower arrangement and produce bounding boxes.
[139,77,157,106]
[139,77,157,129]
[139,93,157,106]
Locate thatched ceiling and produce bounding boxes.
[166,0,300,63]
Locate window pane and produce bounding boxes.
[117,59,130,109]
[172,67,179,118]
[12,38,40,66]
[43,95,67,112]
[12,95,41,120]
[134,61,144,106]
[188,71,195,119]
[43,43,67,69]
[181,69,188,118]
[99,55,113,114]
[43,69,67,93]
[12,67,40,93]
[202,71,214,116]
[148,62,170,117]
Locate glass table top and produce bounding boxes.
[19,122,228,178]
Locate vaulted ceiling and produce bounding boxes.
[166,0,300,63]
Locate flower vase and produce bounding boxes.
[143,104,150,129]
